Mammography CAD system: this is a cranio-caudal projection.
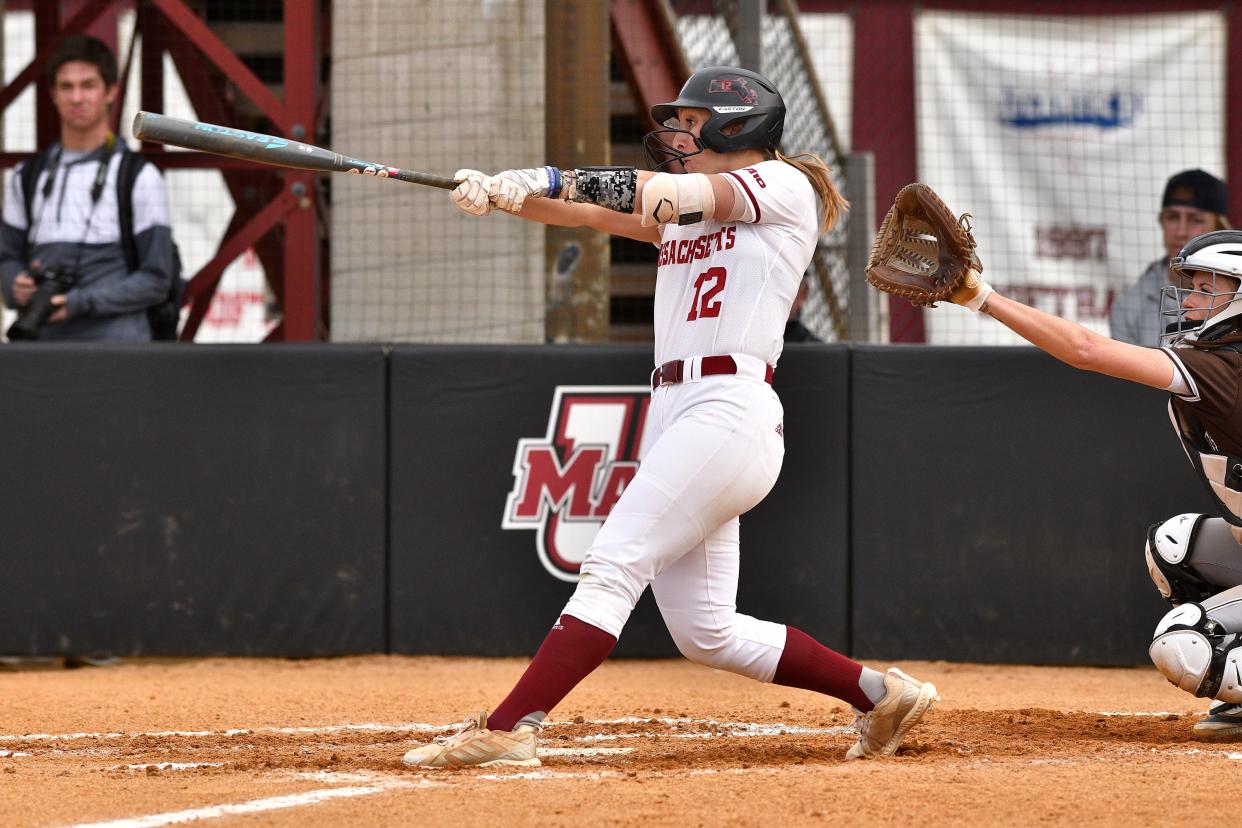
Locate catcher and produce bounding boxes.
[868,185,1242,738]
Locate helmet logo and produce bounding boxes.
[708,76,758,106]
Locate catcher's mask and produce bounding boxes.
[1160,230,1242,347]
[642,66,785,172]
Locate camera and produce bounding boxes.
[6,264,78,341]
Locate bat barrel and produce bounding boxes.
[134,111,304,165]
[132,111,150,140]
[133,111,461,189]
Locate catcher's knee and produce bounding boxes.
[1149,603,1242,702]
[1145,514,1215,604]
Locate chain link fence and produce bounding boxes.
[2,3,1231,345]
[913,10,1228,345]
[671,0,854,343]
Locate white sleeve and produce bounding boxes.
[1161,347,1196,400]
[720,160,812,229]
[130,162,171,236]
[4,162,29,231]
[721,170,758,223]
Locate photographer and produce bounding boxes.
[0,35,175,341]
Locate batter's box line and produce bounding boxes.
[2,711,1194,745]
[0,722,445,743]
[0,716,845,745]
[570,717,854,739]
[66,768,644,828]
[106,761,227,772]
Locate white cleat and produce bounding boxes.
[402,711,541,768]
[846,667,939,760]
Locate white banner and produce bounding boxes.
[915,12,1226,344]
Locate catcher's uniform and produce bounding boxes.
[1146,342,1242,707]
[561,160,819,679]
[1153,344,1242,627]
[1165,344,1242,531]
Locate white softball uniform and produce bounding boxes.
[653,160,819,366]
[561,159,820,681]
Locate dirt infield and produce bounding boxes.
[0,656,1237,826]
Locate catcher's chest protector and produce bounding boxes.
[1166,345,1242,528]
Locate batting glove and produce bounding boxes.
[452,169,493,217]
[490,167,560,213]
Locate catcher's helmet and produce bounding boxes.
[643,66,785,171]
[1160,230,1242,346]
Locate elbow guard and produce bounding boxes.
[640,172,716,227]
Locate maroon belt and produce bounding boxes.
[651,355,774,389]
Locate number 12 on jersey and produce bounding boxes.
[687,267,727,321]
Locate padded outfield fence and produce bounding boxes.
[0,343,1206,664]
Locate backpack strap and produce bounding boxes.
[18,147,53,231]
[117,148,184,341]
[116,146,144,273]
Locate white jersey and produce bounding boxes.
[652,159,819,367]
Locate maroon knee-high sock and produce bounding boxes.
[772,626,872,711]
[487,614,617,732]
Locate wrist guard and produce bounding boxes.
[563,167,638,214]
[950,272,993,312]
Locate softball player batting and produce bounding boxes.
[403,66,939,768]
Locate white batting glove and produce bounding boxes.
[451,169,493,217]
[490,167,558,213]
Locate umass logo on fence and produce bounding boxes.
[502,386,650,581]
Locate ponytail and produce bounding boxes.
[774,149,848,233]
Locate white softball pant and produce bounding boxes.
[560,368,790,682]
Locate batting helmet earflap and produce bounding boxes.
[643,66,785,171]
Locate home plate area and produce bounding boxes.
[5,659,1242,826]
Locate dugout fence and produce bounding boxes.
[0,342,1202,663]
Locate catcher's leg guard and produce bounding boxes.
[1149,602,1242,701]
[1146,514,1215,604]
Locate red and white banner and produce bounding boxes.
[915,11,1226,344]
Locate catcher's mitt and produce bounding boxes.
[865,183,982,308]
